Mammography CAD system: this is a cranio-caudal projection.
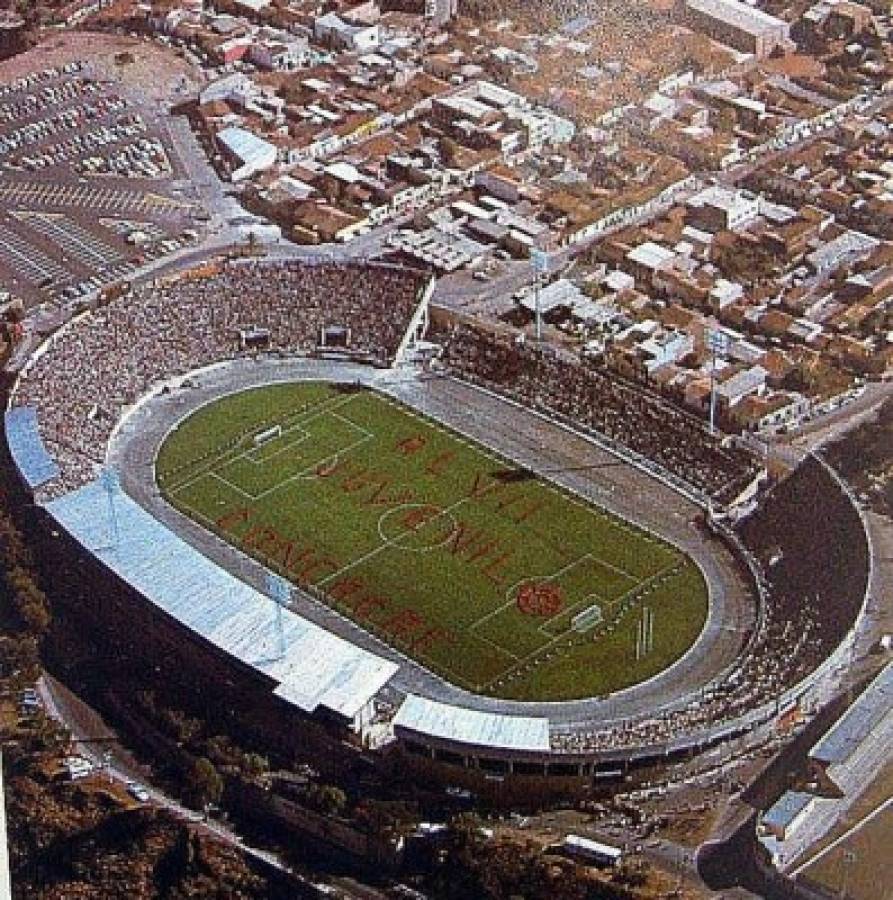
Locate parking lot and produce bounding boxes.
[0,55,210,308]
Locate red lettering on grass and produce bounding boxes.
[298,554,339,583]
[356,594,391,619]
[467,471,499,499]
[364,479,391,505]
[272,538,297,569]
[329,578,365,603]
[382,609,424,642]
[411,627,444,653]
[316,458,347,478]
[216,507,252,532]
[425,451,456,476]
[481,551,513,586]
[395,435,427,455]
[413,627,458,654]
[256,527,284,558]
[400,504,441,531]
[466,539,500,564]
[281,540,303,572]
[511,500,545,523]
[285,546,316,575]
[446,521,484,555]
[242,524,276,551]
[314,555,340,582]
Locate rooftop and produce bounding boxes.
[810,662,893,767]
[763,790,814,831]
[46,479,398,723]
[393,694,550,752]
[686,0,789,37]
[4,407,59,491]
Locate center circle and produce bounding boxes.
[378,503,459,552]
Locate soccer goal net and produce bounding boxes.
[254,425,282,447]
[572,603,603,633]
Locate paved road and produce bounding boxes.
[36,674,297,877]
[37,674,384,898]
[771,380,893,465]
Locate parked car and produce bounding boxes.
[126,781,150,803]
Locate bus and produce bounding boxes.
[560,834,623,868]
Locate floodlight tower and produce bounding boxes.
[706,328,730,436]
[100,466,121,552]
[265,573,291,660]
[530,247,549,342]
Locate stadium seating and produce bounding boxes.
[15,260,428,497]
[550,456,869,754]
[439,323,760,505]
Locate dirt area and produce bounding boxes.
[796,759,893,889]
[759,54,826,79]
[0,30,203,102]
[800,801,893,900]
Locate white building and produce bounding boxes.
[510,108,576,151]
[716,364,768,407]
[216,126,278,181]
[640,329,694,373]
[250,35,311,71]
[201,73,257,108]
[710,278,744,310]
[314,13,380,52]
[687,186,762,233]
[685,0,790,58]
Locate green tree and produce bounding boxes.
[241,752,269,776]
[314,784,347,817]
[188,757,223,808]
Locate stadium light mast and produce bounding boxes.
[265,573,291,660]
[100,466,121,552]
[706,328,730,436]
[530,247,549,342]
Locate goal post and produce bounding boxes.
[254,425,282,447]
[572,602,603,633]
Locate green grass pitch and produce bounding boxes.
[155,382,708,701]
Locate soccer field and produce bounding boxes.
[155,382,708,701]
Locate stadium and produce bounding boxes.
[2,259,873,795]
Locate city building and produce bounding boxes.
[216,126,278,181]
[684,0,791,58]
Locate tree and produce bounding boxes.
[241,752,269,777]
[188,757,223,809]
[308,784,347,817]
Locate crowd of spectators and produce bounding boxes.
[15,260,429,496]
[439,323,761,506]
[551,456,869,755]
[13,264,869,756]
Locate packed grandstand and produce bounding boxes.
[3,260,872,774]
[15,260,431,498]
[551,457,869,754]
[438,323,761,506]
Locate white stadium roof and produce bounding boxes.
[46,479,398,724]
[810,661,893,768]
[393,694,550,753]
